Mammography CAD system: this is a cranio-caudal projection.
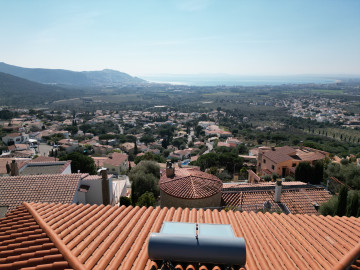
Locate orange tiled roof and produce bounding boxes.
[0,205,70,269]
[103,153,128,167]
[0,174,84,213]
[222,188,332,215]
[262,146,296,163]
[0,202,359,270]
[160,168,222,199]
[31,156,57,162]
[20,160,72,175]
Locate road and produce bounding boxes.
[37,143,53,157]
[203,142,213,154]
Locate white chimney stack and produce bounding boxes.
[274,180,282,203]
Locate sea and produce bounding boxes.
[141,75,340,87]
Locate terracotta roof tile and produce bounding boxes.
[0,202,359,270]
[103,153,128,167]
[31,156,57,162]
[160,168,222,199]
[0,174,84,213]
[0,205,69,269]
[222,188,332,215]
[20,161,71,175]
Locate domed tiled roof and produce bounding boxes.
[159,168,222,199]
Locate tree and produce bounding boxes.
[59,152,96,174]
[140,134,155,145]
[346,191,359,217]
[134,151,166,164]
[196,153,219,171]
[312,160,324,185]
[161,137,169,149]
[195,125,203,137]
[295,162,312,182]
[336,186,348,217]
[136,192,156,207]
[172,137,187,149]
[295,161,323,184]
[319,196,338,216]
[130,161,160,205]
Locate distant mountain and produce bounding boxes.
[0,72,83,106]
[0,62,147,87]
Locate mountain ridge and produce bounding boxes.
[0,71,83,106]
[0,62,146,87]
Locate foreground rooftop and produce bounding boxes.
[0,202,359,269]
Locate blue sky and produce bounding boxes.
[1,0,359,76]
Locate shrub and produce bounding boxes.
[120,196,132,207]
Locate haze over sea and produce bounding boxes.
[142,75,340,86]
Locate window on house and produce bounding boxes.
[263,159,266,163]
[272,165,275,170]
[112,168,115,171]
[292,163,296,167]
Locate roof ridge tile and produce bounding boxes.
[23,202,86,270]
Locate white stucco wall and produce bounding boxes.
[80,176,113,206]
[62,164,72,174]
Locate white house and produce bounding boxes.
[2,133,29,145]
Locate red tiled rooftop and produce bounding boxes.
[222,188,332,215]
[160,168,222,199]
[0,202,359,269]
[263,146,296,163]
[20,160,72,175]
[0,174,84,213]
[223,181,308,189]
[103,153,128,167]
[31,156,57,162]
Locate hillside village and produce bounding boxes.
[0,106,359,269]
[0,107,359,210]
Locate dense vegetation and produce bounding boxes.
[129,161,160,206]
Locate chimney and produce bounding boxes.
[233,173,239,182]
[300,141,303,150]
[271,146,275,151]
[274,179,282,202]
[101,169,110,205]
[178,161,182,168]
[10,160,19,176]
[166,160,175,178]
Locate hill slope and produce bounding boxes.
[0,62,146,86]
[0,72,83,106]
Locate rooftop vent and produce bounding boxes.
[148,222,246,268]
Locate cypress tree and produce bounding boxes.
[346,192,359,217]
[336,186,348,217]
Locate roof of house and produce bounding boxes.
[263,146,297,163]
[103,153,128,167]
[222,187,332,215]
[159,168,222,199]
[223,181,310,190]
[262,146,326,165]
[20,161,71,175]
[0,158,27,175]
[92,157,108,168]
[31,156,57,162]
[3,132,21,138]
[0,202,359,270]
[8,144,28,151]
[0,174,85,213]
